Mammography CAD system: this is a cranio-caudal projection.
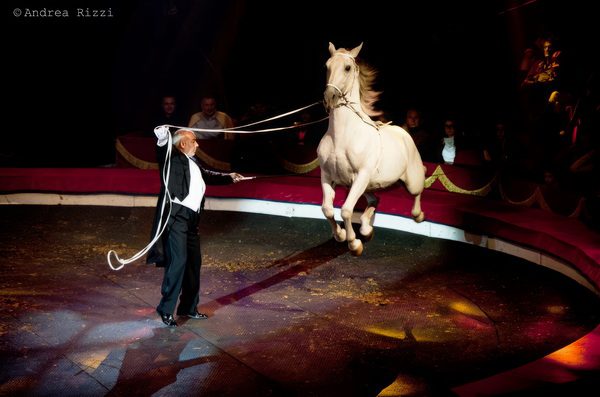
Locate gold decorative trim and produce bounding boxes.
[425,165,495,196]
[424,165,443,188]
[195,147,231,171]
[568,198,585,218]
[280,157,320,174]
[115,138,158,170]
[499,183,540,206]
[499,183,585,217]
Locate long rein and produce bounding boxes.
[162,101,328,135]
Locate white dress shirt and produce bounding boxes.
[173,156,206,212]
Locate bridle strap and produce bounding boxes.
[325,83,379,131]
[325,53,379,130]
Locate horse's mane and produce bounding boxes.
[356,58,383,117]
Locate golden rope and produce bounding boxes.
[425,165,496,196]
[195,147,231,171]
[280,157,320,174]
[500,182,585,217]
[115,138,159,170]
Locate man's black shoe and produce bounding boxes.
[180,310,208,319]
[157,309,177,327]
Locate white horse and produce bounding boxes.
[317,42,426,256]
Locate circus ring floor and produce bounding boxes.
[0,204,598,397]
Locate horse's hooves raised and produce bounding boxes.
[334,228,347,242]
[350,245,363,256]
[414,212,425,223]
[349,240,363,256]
[360,229,374,242]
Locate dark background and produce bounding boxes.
[3,0,597,167]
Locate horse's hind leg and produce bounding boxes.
[410,192,425,223]
[405,165,426,223]
[359,192,378,241]
[321,180,346,242]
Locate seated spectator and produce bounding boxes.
[293,110,323,147]
[437,117,460,165]
[483,120,512,169]
[555,126,599,195]
[401,108,436,162]
[232,101,274,171]
[523,38,560,85]
[188,95,235,140]
[521,37,561,88]
[538,90,577,167]
[519,34,562,126]
[435,117,483,166]
[238,101,271,126]
[152,95,186,129]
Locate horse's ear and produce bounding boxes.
[350,42,363,58]
[328,42,337,56]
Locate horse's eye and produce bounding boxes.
[345,65,351,72]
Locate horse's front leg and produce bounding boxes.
[359,192,379,241]
[322,179,346,242]
[341,171,370,256]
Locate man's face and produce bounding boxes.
[162,97,176,116]
[201,98,217,117]
[543,40,552,57]
[444,121,456,137]
[178,131,198,156]
[406,110,420,129]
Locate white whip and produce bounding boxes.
[107,126,174,270]
[163,101,327,135]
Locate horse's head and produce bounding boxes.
[324,42,363,111]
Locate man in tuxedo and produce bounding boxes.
[148,127,243,327]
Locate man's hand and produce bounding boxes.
[154,125,171,146]
[229,173,244,183]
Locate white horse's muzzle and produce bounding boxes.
[324,84,344,111]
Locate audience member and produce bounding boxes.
[519,35,562,125]
[401,108,420,132]
[232,101,277,172]
[482,119,512,169]
[537,90,577,167]
[522,36,561,87]
[291,110,325,147]
[437,117,460,165]
[508,129,545,181]
[554,113,599,195]
[238,101,272,126]
[150,95,186,132]
[433,115,485,166]
[402,108,436,162]
[188,95,235,140]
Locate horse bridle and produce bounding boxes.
[325,53,358,108]
[325,53,380,131]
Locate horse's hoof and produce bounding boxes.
[334,228,346,242]
[349,240,363,256]
[414,211,425,223]
[360,228,374,242]
[350,245,363,256]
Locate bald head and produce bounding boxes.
[173,129,198,156]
